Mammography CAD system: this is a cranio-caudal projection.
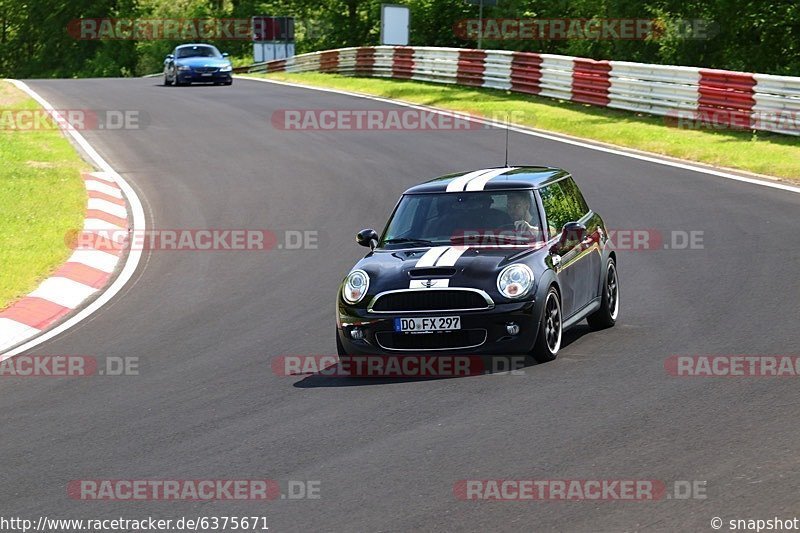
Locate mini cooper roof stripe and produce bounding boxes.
[434,246,468,267]
[465,167,519,191]
[415,246,450,267]
[445,168,497,192]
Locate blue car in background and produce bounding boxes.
[164,44,233,86]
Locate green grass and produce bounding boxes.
[0,81,88,310]
[249,72,800,181]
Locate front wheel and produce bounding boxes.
[529,287,562,363]
[587,258,619,330]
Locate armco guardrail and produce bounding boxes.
[245,46,800,136]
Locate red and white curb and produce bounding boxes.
[0,172,128,351]
[0,80,146,358]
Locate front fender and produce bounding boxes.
[533,268,559,318]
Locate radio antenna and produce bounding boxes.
[504,113,510,167]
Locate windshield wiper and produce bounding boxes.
[383,238,436,247]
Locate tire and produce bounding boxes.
[336,329,348,356]
[529,287,562,363]
[224,81,233,86]
[587,258,619,330]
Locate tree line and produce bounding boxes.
[0,0,797,78]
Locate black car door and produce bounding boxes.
[538,177,598,318]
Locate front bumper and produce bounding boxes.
[337,299,541,356]
[176,71,232,83]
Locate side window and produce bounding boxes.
[539,178,588,236]
[560,177,590,217]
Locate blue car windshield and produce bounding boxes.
[177,46,221,59]
[380,191,543,248]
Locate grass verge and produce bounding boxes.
[251,72,800,181]
[0,81,88,310]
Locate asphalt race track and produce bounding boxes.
[2,77,800,531]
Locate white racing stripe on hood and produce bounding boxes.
[465,167,518,191]
[434,245,468,267]
[415,246,450,267]
[446,169,497,192]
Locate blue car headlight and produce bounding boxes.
[176,65,190,71]
[219,64,232,72]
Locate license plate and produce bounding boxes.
[201,73,212,77]
[394,316,460,333]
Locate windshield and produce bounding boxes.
[176,46,222,59]
[380,191,544,248]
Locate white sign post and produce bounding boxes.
[380,4,410,46]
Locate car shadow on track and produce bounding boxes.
[290,323,594,388]
[153,83,231,88]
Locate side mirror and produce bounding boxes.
[166,54,174,60]
[356,228,379,249]
[222,52,230,57]
[555,221,586,249]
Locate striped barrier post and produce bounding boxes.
[355,47,376,76]
[510,52,543,95]
[319,50,340,73]
[392,47,415,79]
[265,59,286,73]
[572,58,612,106]
[698,69,756,129]
[456,49,487,87]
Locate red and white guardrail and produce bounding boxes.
[247,46,800,136]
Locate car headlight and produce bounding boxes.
[219,64,232,72]
[176,65,190,71]
[497,264,534,299]
[342,269,370,304]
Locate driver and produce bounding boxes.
[507,192,538,234]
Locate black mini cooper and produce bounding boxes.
[336,166,619,363]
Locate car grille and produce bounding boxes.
[376,329,487,351]
[369,289,492,313]
[193,67,218,73]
